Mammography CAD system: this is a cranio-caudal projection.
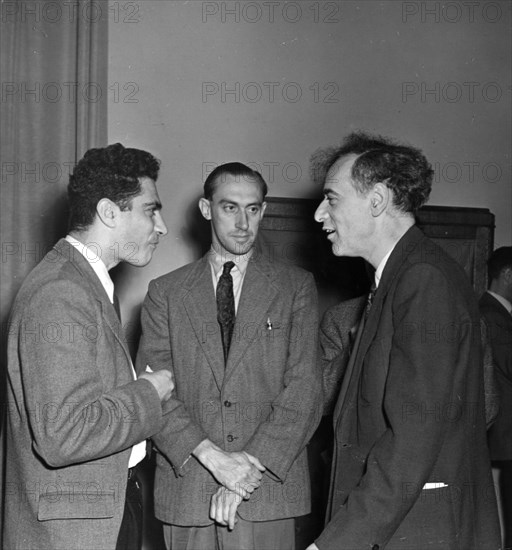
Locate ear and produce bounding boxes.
[198,197,212,221]
[260,201,267,218]
[96,198,119,228]
[369,182,389,217]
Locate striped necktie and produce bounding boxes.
[217,261,235,363]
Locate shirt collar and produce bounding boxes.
[207,245,253,278]
[374,248,394,288]
[487,290,512,315]
[65,235,114,303]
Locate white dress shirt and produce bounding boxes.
[374,248,393,288]
[208,246,252,313]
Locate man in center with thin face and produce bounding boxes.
[137,162,321,549]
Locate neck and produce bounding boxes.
[210,244,254,264]
[489,280,512,303]
[366,215,415,269]
[69,229,119,271]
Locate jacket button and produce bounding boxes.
[224,400,232,407]
[227,434,238,442]
[372,545,379,550]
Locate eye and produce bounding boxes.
[247,206,260,215]
[223,204,236,213]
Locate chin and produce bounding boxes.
[129,253,153,267]
[229,243,253,256]
[332,244,343,257]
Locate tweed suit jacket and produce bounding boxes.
[2,239,165,550]
[316,226,501,550]
[480,291,512,460]
[319,296,366,415]
[136,251,322,525]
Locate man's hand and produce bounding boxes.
[139,369,174,402]
[210,487,242,530]
[193,440,265,498]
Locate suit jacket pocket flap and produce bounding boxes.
[38,491,115,520]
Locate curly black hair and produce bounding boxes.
[310,131,433,213]
[68,143,160,232]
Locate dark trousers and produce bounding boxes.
[116,469,143,550]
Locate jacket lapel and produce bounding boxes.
[181,257,225,390]
[223,255,278,385]
[483,292,512,326]
[334,226,425,424]
[53,239,133,368]
[355,226,424,369]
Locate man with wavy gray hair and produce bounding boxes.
[309,132,500,549]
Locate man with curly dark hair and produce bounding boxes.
[3,143,174,550]
[308,132,500,549]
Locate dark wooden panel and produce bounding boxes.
[261,198,495,303]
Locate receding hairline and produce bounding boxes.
[208,173,266,199]
[324,153,361,189]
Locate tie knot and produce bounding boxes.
[223,261,235,275]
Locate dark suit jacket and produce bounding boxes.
[321,300,500,428]
[2,239,165,550]
[316,226,501,550]
[480,291,512,460]
[136,251,322,525]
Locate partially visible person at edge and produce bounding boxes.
[480,246,512,550]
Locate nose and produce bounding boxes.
[154,211,168,236]
[236,209,249,230]
[314,199,327,223]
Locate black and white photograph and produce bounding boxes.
[1,1,511,549]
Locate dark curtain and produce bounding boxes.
[0,0,108,533]
[1,0,108,324]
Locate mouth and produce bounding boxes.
[323,228,335,240]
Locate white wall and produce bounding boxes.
[108,0,511,310]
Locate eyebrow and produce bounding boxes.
[323,188,340,197]
[143,200,163,210]
[218,199,263,207]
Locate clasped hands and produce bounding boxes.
[193,439,265,530]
